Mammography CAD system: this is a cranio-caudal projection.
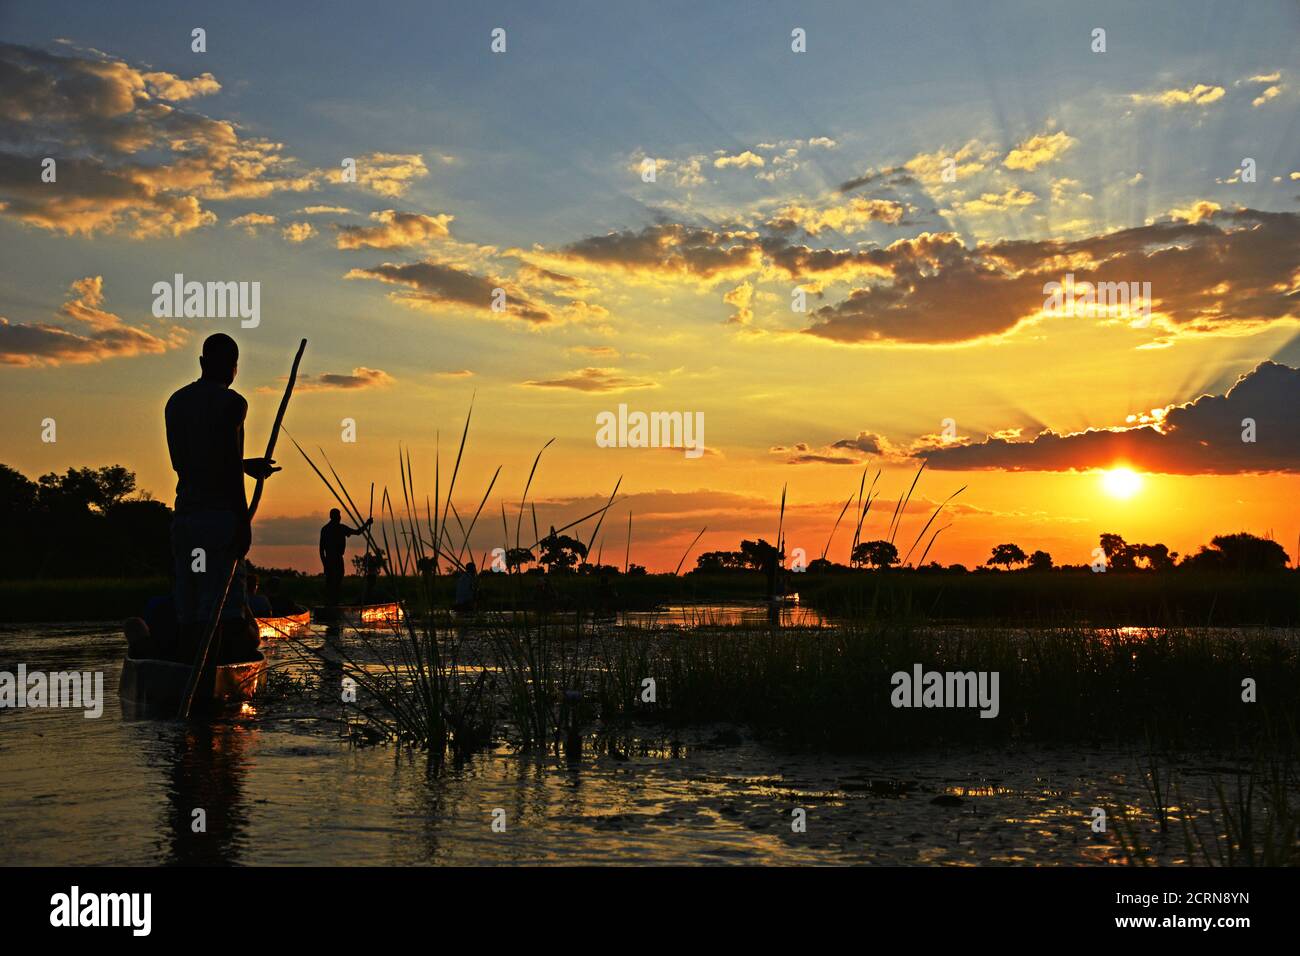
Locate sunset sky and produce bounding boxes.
[1,0,1297,572]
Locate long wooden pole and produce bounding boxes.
[178,338,307,718]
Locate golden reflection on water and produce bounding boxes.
[0,622,1281,866]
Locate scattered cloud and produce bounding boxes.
[0,276,181,366]
[521,367,658,392]
[802,207,1298,345]
[1130,83,1226,107]
[281,221,315,243]
[1003,130,1076,171]
[346,258,557,324]
[713,150,765,170]
[341,152,429,197]
[229,212,277,236]
[334,209,454,249]
[292,366,393,391]
[0,42,318,237]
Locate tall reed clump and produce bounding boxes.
[285,406,623,760]
[286,406,503,761]
[1115,721,1300,865]
[613,622,1300,751]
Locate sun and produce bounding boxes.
[1101,467,1144,500]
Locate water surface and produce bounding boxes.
[0,622,1263,866]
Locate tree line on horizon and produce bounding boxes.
[693,531,1291,575]
[1,463,1291,580]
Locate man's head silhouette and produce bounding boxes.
[199,333,239,385]
[329,508,341,522]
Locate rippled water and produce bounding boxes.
[0,622,1261,865]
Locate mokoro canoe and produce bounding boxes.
[119,652,267,712]
[310,602,404,625]
[255,610,311,640]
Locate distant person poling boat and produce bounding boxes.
[319,508,372,607]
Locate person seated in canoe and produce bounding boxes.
[126,593,258,664]
[595,572,617,614]
[124,594,179,660]
[320,509,372,606]
[453,561,477,614]
[360,547,384,604]
[534,572,555,610]
[246,572,274,618]
[264,575,307,616]
[165,333,277,664]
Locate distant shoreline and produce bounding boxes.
[2,569,1297,626]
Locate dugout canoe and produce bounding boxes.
[119,652,267,712]
[255,610,311,640]
[310,602,405,626]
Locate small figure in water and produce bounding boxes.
[454,561,478,614]
[164,333,276,664]
[245,572,273,618]
[263,575,307,616]
[320,508,371,606]
[360,547,385,604]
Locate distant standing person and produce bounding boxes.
[165,333,277,663]
[454,561,478,614]
[320,508,371,606]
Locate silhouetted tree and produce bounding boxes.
[1027,549,1053,571]
[740,538,781,570]
[986,543,1028,569]
[1099,533,1136,571]
[1,463,167,578]
[1181,533,1288,572]
[538,532,588,572]
[694,550,747,572]
[504,547,535,571]
[852,540,898,569]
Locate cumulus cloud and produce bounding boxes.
[229,212,276,235]
[521,367,657,392]
[281,221,316,243]
[904,141,994,185]
[770,430,892,465]
[141,71,221,101]
[946,186,1038,216]
[345,258,556,324]
[918,362,1300,474]
[548,223,764,285]
[334,209,453,249]
[713,150,765,169]
[342,152,429,197]
[802,207,1298,344]
[0,42,318,237]
[1130,83,1226,107]
[766,196,906,234]
[0,275,180,366]
[1003,130,1076,171]
[723,280,754,325]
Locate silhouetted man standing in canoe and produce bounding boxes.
[165,333,278,662]
[320,508,370,606]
